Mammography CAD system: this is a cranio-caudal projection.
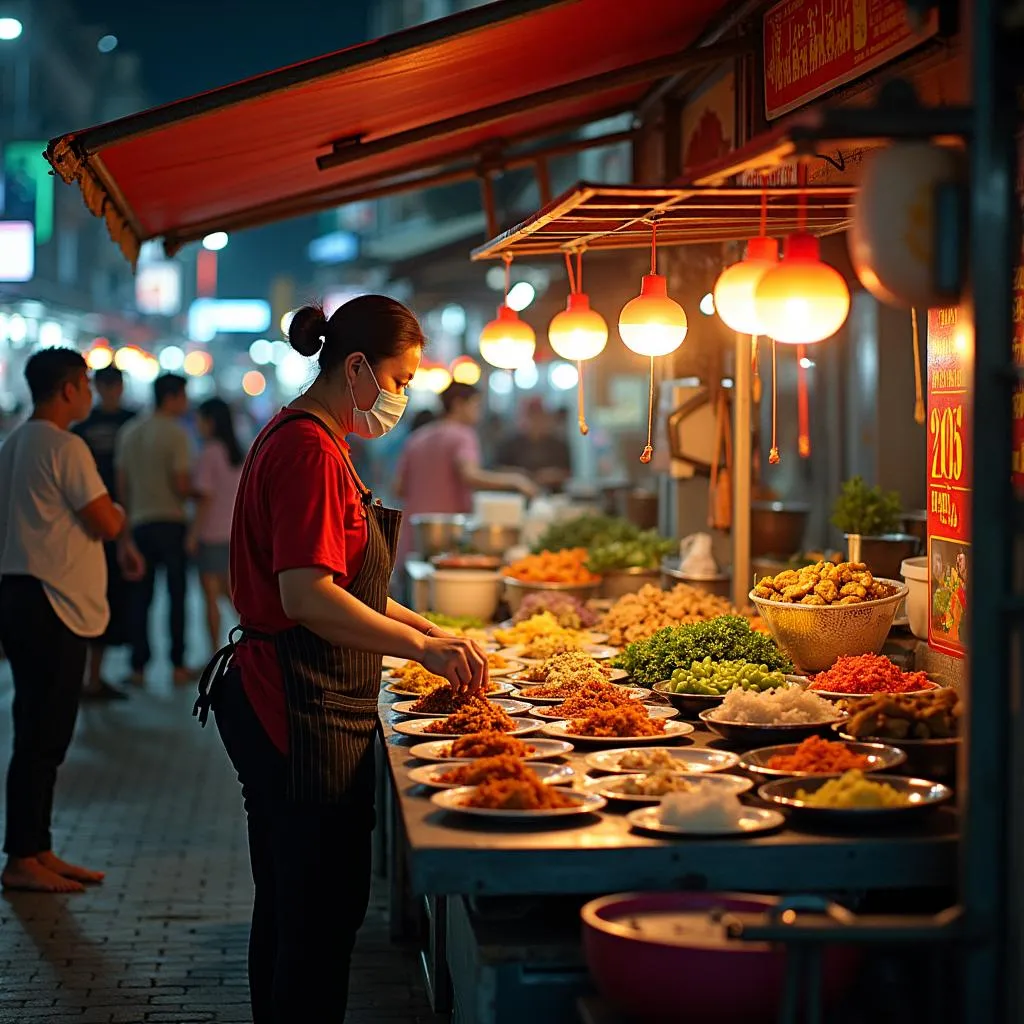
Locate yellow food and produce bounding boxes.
[521,631,581,660]
[493,611,572,648]
[752,561,896,606]
[797,770,910,808]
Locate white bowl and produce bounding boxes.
[900,556,928,641]
[429,569,502,621]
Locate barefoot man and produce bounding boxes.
[0,348,143,892]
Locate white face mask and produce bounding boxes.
[349,358,408,439]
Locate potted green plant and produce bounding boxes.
[830,477,920,579]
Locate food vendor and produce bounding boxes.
[193,295,487,1024]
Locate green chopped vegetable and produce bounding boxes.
[665,657,788,695]
[614,615,793,686]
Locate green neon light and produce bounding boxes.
[4,141,53,245]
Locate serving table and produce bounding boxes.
[376,691,957,1023]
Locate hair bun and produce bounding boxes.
[288,304,328,357]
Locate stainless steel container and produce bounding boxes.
[599,568,661,601]
[410,514,468,558]
[845,533,921,580]
[750,501,810,558]
[660,558,732,598]
[466,521,522,557]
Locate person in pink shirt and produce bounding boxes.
[188,398,244,655]
[394,383,535,571]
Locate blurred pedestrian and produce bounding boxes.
[408,408,436,433]
[188,398,244,657]
[0,349,143,892]
[116,374,195,687]
[495,396,572,491]
[73,365,135,701]
[394,382,536,569]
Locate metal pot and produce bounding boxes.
[660,558,732,598]
[600,568,661,601]
[466,521,522,557]
[410,514,468,558]
[750,501,810,558]
[845,533,921,579]
[901,510,928,548]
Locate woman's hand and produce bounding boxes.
[420,635,488,696]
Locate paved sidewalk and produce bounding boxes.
[0,640,446,1023]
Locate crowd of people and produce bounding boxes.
[0,294,576,1020]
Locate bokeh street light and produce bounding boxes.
[0,17,23,41]
[202,231,229,252]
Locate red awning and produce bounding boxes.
[46,0,738,266]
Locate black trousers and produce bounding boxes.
[213,670,375,1024]
[0,575,87,857]
[130,521,188,672]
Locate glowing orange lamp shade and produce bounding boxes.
[548,293,608,362]
[753,233,850,345]
[713,236,779,335]
[617,274,688,357]
[479,304,536,370]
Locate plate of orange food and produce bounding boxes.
[430,766,606,820]
[739,736,907,780]
[541,705,695,745]
[393,697,533,718]
[407,731,574,762]
[407,756,576,790]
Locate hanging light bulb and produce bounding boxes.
[548,292,608,361]
[714,236,779,334]
[618,273,688,356]
[753,232,850,344]
[479,255,536,370]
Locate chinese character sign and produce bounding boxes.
[1012,134,1024,493]
[763,0,939,120]
[926,306,972,658]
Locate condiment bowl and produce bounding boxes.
[739,741,907,780]
[835,727,960,782]
[698,708,845,748]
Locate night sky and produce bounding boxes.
[65,0,374,300]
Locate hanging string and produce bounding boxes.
[769,338,780,464]
[577,362,589,436]
[640,355,655,463]
[797,344,811,458]
[564,251,577,295]
[576,250,584,294]
[566,249,589,436]
[759,182,768,236]
[751,334,762,404]
[502,253,512,303]
[911,307,925,425]
[649,219,659,274]
[797,162,808,233]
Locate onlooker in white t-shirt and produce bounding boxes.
[0,348,144,894]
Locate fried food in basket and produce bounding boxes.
[438,755,537,786]
[445,731,536,759]
[752,561,898,606]
[423,698,517,735]
[598,584,736,647]
[840,688,961,740]
[462,771,578,810]
[568,704,665,738]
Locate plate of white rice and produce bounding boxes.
[699,687,845,745]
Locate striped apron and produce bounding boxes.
[195,411,401,804]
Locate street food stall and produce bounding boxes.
[44,0,1021,1020]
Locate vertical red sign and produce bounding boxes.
[926,306,972,658]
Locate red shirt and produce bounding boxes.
[230,411,368,753]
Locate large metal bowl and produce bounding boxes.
[466,521,522,557]
[600,568,661,601]
[836,727,960,782]
[750,501,809,558]
[502,576,602,614]
[410,514,468,558]
[748,579,908,673]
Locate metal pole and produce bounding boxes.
[961,0,1018,1017]
[733,332,752,609]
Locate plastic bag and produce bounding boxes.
[678,533,719,577]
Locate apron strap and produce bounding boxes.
[193,633,238,727]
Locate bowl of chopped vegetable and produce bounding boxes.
[653,658,792,718]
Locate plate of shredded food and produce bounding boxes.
[392,696,533,718]
[541,706,695,745]
[584,746,741,775]
[758,770,952,825]
[739,736,907,780]
[408,731,574,762]
[508,650,626,685]
[532,703,677,722]
[391,699,542,738]
[626,787,785,837]
[807,653,940,699]
[512,683,651,705]
[586,770,752,805]
[408,756,576,790]
[385,679,514,698]
[699,687,845,746]
[431,775,606,820]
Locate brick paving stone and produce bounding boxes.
[0,597,449,1024]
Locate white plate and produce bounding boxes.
[585,747,742,774]
[531,704,678,721]
[510,666,629,686]
[585,772,754,804]
[393,716,543,739]
[392,698,533,718]
[382,656,407,670]
[384,680,515,699]
[431,786,606,820]
[511,684,650,704]
[585,645,620,661]
[407,761,576,790]
[408,738,574,762]
[499,644,620,664]
[541,719,694,745]
[627,805,787,837]
[486,659,525,678]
